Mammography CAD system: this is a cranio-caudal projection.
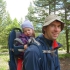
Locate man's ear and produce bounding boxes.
[42,27,45,34]
[42,26,47,34]
[43,26,47,32]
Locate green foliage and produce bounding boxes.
[26,0,70,31]
[0,0,21,48]
[35,32,42,37]
[0,0,70,52]
[57,31,66,50]
[0,0,6,19]
[3,18,20,45]
[0,48,8,52]
[26,0,70,52]
[59,53,70,59]
[25,2,48,32]
[0,54,9,70]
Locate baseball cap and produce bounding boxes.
[43,14,65,30]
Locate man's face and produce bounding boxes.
[43,21,61,40]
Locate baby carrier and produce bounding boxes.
[8,28,25,70]
[8,28,45,70]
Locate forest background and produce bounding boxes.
[0,0,70,70]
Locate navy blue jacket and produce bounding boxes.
[24,34,61,70]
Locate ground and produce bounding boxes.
[60,58,70,70]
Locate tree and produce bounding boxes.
[0,0,7,45]
[25,3,41,32]
[25,2,48,32]
[26,0,70,53]
[0,0,6,22]
[62,0,70,53]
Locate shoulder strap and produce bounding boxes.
[29,38,44,68]
[36,43,44,68]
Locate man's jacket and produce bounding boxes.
[24,34,61,70]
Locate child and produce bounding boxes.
[20,20,35,49]
[16,20,35,70]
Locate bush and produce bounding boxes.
[59,53,70,59]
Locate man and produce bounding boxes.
[24,14,64,70]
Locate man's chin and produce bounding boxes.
[53,37,58,40]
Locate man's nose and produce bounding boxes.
[54,27,59,31]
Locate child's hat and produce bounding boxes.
[21,20,34,30]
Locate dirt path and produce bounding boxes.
[60,58,70,70]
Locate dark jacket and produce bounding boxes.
[24,34,61,70]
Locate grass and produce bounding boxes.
[59,53,70,59]
[0,52,9,70]
[0,49,8,52]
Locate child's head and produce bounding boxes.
[21,20,35,37]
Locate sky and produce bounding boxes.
[4,0,32,21]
